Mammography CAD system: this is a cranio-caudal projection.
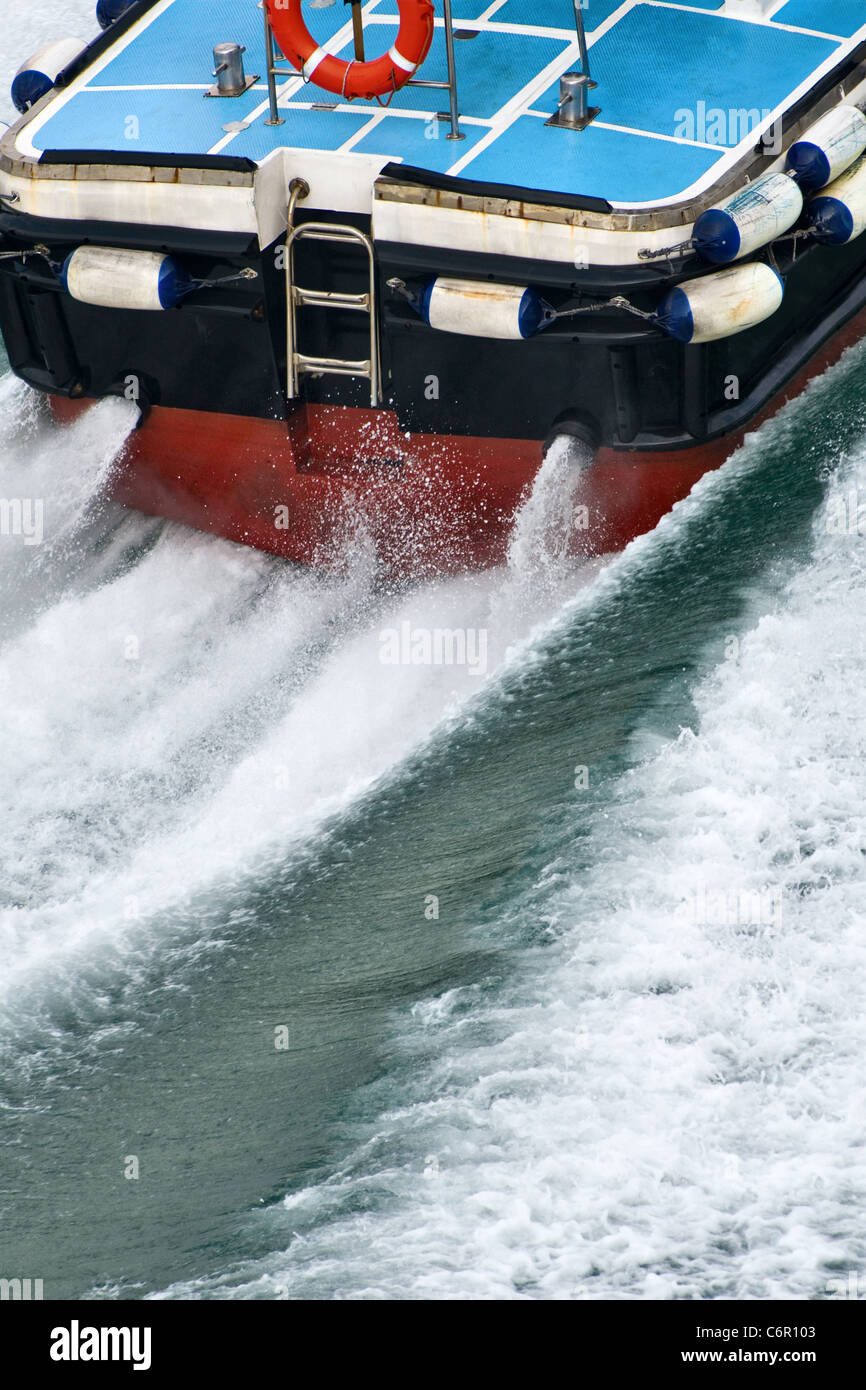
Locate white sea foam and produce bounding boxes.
[156,398,866,1302]
[0,376,601,1034]
[506,433,595,596]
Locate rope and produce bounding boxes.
[197,268,259,289]
[554,295,657,324]
[0,244,54,267]
[375,70,399,108]
[638,239,694,262]
[773,226,814,265]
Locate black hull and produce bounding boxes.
[3,197,866,459]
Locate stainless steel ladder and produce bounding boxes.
[285,179,381,409]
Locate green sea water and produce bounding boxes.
[2,332,866,1298]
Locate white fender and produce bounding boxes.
[62,247,194,311]
[656,263,785,344]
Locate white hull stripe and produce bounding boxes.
[388,45,416,74]
[302,46,330,82]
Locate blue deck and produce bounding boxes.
[18,0,866,208]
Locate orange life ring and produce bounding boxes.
[266,0,435,103]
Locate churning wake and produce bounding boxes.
[150,360,866,1302]
[0,378,598,1053]
[2,329,866,1301]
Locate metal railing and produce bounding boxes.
[263,4,286,126]
[406,0,464,142]
[546,1,600,131]
[262,1,464,139]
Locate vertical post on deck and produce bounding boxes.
[348,0,366,60]
[263,2,285,126]
[442,0,464,140]
[572,0,592,86]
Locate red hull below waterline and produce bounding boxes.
[47,298,866,576]
[47,397,703,574]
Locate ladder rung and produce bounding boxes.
[294,353,372,379]
[294,227,368,248]
[293,286,371,312]
[286,213,380,407]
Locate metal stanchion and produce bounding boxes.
[545,2,600,131]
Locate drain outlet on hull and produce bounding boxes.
[543,411,600,457]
